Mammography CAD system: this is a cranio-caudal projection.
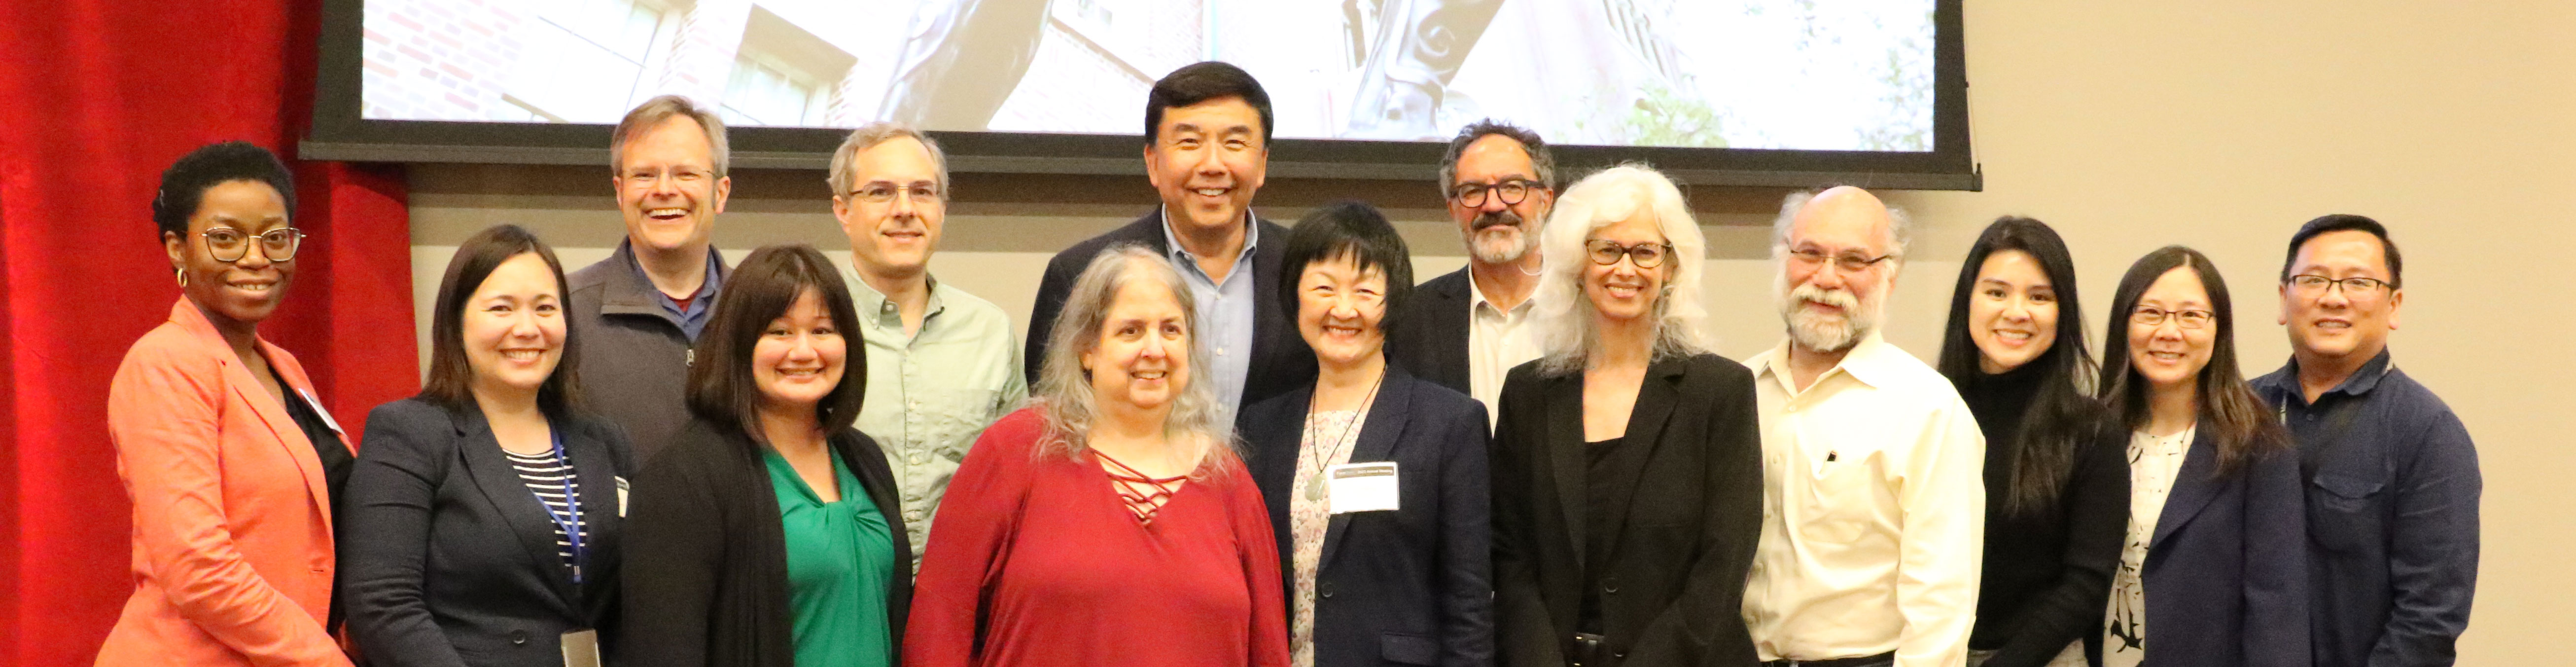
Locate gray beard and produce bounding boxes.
[1778,283,1880,353]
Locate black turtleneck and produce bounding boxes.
[1952,362,2130,667]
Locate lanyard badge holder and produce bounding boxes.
[533,429,586,584]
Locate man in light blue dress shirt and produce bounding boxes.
[828,122,1027,573]
[1025,61,1315,419]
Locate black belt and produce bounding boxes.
[1760,652,1896,667]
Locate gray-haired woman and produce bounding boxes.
[1489,165,1766,667]
[906,246,1291,667]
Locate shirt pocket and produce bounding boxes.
[1799,452,1878,544]
[2307,473,2385,554]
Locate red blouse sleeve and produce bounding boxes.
[905,408,1043,667]
[1223,455,1292,667]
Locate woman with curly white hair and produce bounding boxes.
[906,246,1289,667]
[1489,164,1766,667]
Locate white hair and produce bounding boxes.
[1530,164,1714,375]
[1031,245,1235,477]
[1769,187,1906,351]
[1771,187,1914,264]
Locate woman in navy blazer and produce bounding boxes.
[2095,246,2307,667]
[344,225,636,667]
[1237,201,1495,667]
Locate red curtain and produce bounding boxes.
[0,0,421,664]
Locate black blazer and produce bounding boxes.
[2133,429,2310,667]
[1024,210,1317,410]
[620,418,913,667]
[1383,268,1474,396]
[342,397,636,667]
[1489,355,1764,667]
[1237,366,1495,667]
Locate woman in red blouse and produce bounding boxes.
[906,245,1290,667]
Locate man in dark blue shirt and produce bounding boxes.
[2253,215,2479,667]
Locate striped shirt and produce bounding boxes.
[504,448,586,573]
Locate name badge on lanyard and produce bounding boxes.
[1325,462,1400,514]
[533,429,587,584]
[560,628,602,667]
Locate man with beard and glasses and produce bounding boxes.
[1384,120,1554,425]
[1739,186,1984,667]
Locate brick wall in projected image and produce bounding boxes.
[362,0,895,128]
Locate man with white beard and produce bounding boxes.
[1385,120,1555,425]
[1738,186,1985,667]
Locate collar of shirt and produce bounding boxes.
[2254,347,2395,408]
[1466,270,1536,321]
[1158,206,1260,277]
[845,268,950,338]
[1748,330,1907,395]
[621,239,724,332]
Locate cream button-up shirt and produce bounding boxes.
[1741,332,1985,667]
[1464,272,1543,429]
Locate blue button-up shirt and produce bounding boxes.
[2251,349,2480,667]
[628,247,724,340]
[1159,207,1260,419]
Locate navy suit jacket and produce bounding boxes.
[342,398,636,667]
[1024,210,1317,411]
[1383,268,1474,396]
[2137,428,2311,667]
[1237,366,1496,667]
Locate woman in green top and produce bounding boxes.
[624,244,912,667]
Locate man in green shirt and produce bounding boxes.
[828,122,1029,575]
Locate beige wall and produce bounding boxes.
[406,2,2576,660]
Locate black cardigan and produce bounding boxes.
[620,417,913,667]
[1956,365,2128,667]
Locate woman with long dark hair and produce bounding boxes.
[1935,218,2126,667]
[2094,246,2307,667]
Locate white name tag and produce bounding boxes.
[560,629,602,667]
[1325,462,1400,514]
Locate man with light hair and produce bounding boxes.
[1386,119,1554,424]
[1740,185,1984,667]
[568,94,733,464]
[827,122,1027,574]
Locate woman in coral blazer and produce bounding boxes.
[97,142,357,667]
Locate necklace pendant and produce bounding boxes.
[1305,475,1325,501]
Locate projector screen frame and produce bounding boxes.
[306,0,1977,191]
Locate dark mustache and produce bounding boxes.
[1474,210,1524,230]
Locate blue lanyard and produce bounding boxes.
[534,429,586,584]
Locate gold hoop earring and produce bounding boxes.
[176,267,188,288]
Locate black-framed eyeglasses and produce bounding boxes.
[847,183,944,205]
[1585,240,1671,268]
[1451,179,1541,208]
[2130,306,2216,329]
[2287,274,2391,296]
[1786,249,1894,274]
[202,227,305,263]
